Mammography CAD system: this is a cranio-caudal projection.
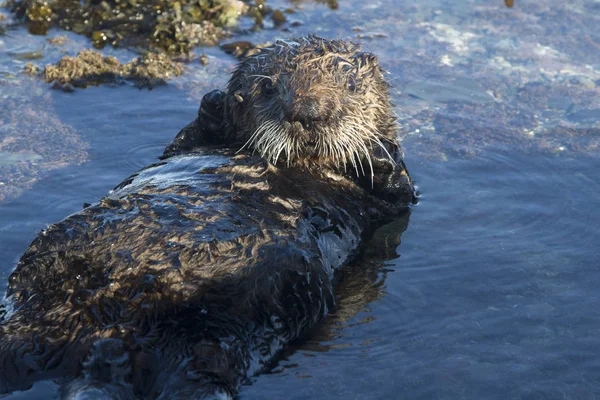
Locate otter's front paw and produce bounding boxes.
[162,90,226,158]
[198,89,225,139]
[375,159,415,204]
[357,143,416,205]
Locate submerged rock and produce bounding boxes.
[29,49,183,89]
[0,82,88,203]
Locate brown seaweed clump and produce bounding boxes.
[6,0,249,53]
[30,50,183,89]
[0,12,7,34]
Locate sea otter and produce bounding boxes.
[0,36,414,399]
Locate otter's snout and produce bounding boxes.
[284,97,329,130]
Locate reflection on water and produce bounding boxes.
[1,0,600,398]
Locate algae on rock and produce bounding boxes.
[38,50,183,88]
[7,0,249,53]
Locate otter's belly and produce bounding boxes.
[0,152,367,398]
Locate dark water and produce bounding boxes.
[1,0,599,398]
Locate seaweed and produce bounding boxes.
[6,0,254,53]
[30,49,183,89]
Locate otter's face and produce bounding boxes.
[224,37,397,176]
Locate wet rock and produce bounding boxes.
[317,0,338,10]
[220,40,272,60]
[128,52,184,88]
[23,62,39,75]
[33,49,183,88]
[46,35,67,46]
[220,40,254,57]
[0,13,6,35]
[6,0,248,53]
[199,53,209,65]
[272,9,286,26]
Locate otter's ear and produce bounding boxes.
[353,52,379,67]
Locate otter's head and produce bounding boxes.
[223,36,397,176]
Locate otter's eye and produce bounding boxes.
[263,80,276,95]
[347,77,356,92]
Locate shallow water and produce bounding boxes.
[1,0,599,399]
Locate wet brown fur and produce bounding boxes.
[222,37,397,175]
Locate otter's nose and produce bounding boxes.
[285,97,323,130]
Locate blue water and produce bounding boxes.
[1,0,599,398]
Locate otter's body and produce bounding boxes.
[0,36,414,398]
